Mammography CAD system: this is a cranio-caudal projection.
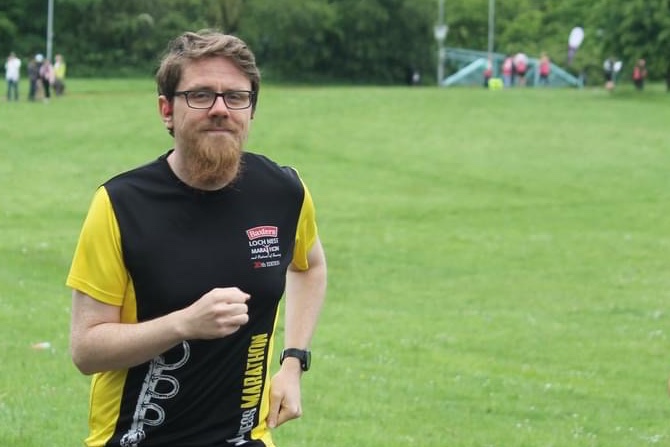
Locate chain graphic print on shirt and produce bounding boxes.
[120,341,191,447]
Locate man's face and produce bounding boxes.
[159,57,253,189]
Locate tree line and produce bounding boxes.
[1,0,668,87]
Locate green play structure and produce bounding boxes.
[441,47,583,88]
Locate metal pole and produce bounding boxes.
[437,0,444,86]
[47,0,54,61]
[487,0,495,56]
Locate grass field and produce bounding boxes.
[1,78,669,446]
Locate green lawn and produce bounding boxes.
[1,79,669,446]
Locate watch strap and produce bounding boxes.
[280,348,311,371]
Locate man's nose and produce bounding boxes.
[208,95,230,115]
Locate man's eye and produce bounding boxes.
[191,91,213,100]
[227,92,245,102]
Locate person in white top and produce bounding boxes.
[5,52,21,101]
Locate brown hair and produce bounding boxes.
[155,30,260,112]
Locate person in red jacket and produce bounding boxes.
[513,53,528,87]
[538,52,551,86]
[483,57,493,88]
[502,54,514,87]
[632,59,647,91]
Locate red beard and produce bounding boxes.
[180,128,243,189]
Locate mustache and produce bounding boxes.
[208,117,234,129]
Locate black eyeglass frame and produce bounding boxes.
[173,90,256,110]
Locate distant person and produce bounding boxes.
[603,57,616,92]
[632,59,647,91]
[66,29,327,447]
[483,57,493,88]
[502,54,514,87]
[53,53,67,95]
[5,52,21,101]
[406,65,420,86]
[39,58,55,102]
[28,54,43,101]
[513,52,528,87]
[538,52,551,86]
[411,69,421,86]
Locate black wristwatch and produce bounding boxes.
[279,348,311,371]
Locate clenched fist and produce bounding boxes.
[178,287,250,339]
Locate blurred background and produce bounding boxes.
[1,0,670,87]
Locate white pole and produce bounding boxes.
[487,0,495,56]
[46,0,54,61]
[437,0,443,86]
[433,0,448,86]
[488,0,496,75]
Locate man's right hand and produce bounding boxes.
[178,287,250,339]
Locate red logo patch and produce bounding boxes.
[246,226,278,240]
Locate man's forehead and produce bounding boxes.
[180,58,249,86]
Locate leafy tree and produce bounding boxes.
[591,0,670,89]
[325,0,433,83]
[0,0,667,86]
[239,0,340,81]
[211,0,244,33]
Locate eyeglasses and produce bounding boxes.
[173,90,255,110]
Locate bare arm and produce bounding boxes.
[70,287,250,375]
[267,237,327,428]
[283,236,327,352]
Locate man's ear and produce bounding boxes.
[158,95,173,118]
[158,96,174,135]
